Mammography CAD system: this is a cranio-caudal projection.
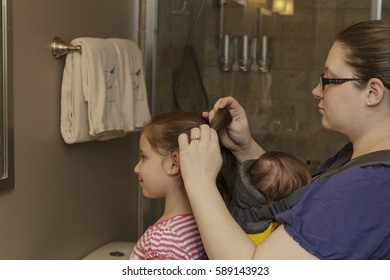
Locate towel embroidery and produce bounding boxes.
[132,68,143,100]
[105,67,116,102]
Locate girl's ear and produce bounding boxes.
[166,150,180,176]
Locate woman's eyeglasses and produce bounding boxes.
[319,73,363,91]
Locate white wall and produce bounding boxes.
[0,0,142,259]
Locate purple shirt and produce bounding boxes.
[277,165,390,259]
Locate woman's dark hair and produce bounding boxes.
[336,20,390,89]
[142,108,236,202]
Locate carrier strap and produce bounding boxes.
[269,149,390,217]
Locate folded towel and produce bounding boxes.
[107,38,151,129]
[60,37,150,144]
[60,41,97,144]
[80,37,130,137]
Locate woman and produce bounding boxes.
[178,20,390,259]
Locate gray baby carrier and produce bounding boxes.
[228,144,390,234]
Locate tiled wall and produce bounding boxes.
[155,0,388,173]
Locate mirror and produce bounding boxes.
[0,0,13,192]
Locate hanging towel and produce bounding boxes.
[79,37,129,138]
[107,38,151,129]
[60,39,97,144]
[60,37,150,144]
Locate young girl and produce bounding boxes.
[129,109,233,260]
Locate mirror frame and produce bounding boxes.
[0,0,13,192]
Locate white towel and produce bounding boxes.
[60,37,150,144]
[60,40,97,144]
[107,38,151,129]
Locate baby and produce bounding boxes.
[228,151,311,245]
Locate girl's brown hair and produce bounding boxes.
[143,108,236,202]
[143,110,207,156]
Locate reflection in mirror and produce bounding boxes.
[0,0,13,192]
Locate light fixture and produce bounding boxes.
[249,0,266,4]
[280,0,294,15]
[272,0,286,13]
[272,0,294,15]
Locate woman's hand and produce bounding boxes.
[204,96,265,162]
[178,125,223,190]
[178,124,258,259]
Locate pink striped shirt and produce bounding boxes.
[129,214,206,260]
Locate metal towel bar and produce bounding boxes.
[51,37,82,59]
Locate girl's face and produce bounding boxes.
[311,42,367,138]
[133,133,174,199]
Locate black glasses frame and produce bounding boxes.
[320,73,363,90]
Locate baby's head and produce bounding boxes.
[248,151,311,203]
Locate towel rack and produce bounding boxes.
[51,37,82,59]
